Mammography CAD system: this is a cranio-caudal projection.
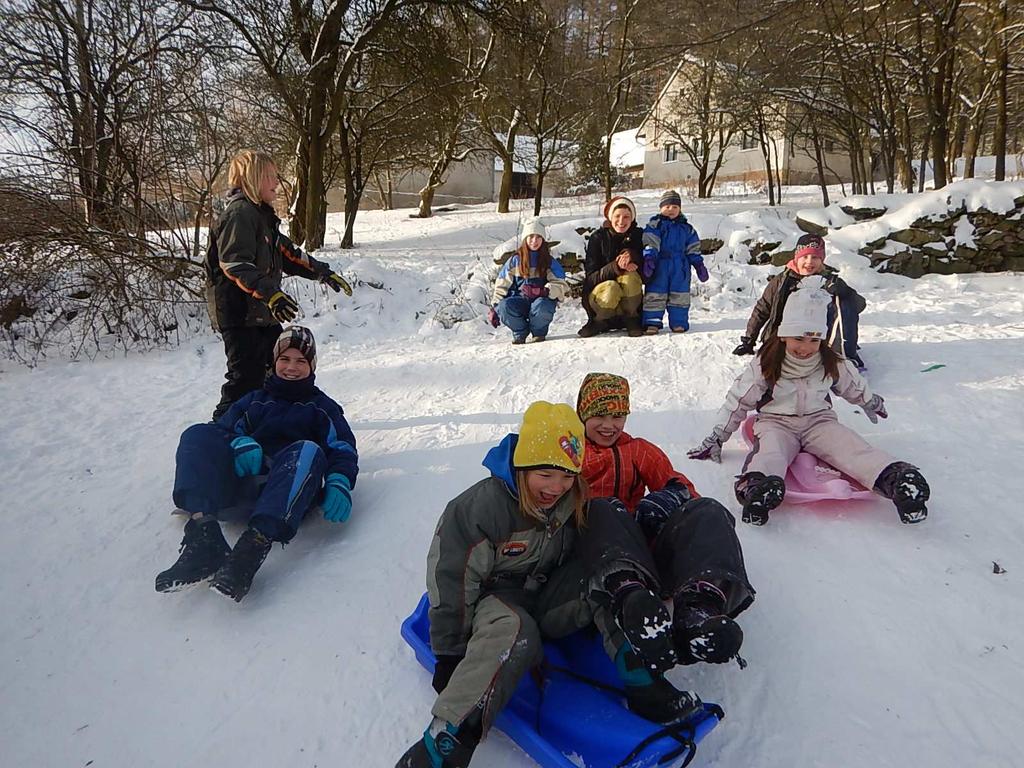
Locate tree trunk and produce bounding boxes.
[533,172,544,217]
[810,125,830,207]
[993,0,1008,181]
[497,153,514,214]
[417,183,437,218]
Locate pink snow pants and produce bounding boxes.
[742,410,894,491]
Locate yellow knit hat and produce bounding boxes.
[513,401,586,473]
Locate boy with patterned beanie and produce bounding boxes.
[155,325,358,602]
[576,372,755,666]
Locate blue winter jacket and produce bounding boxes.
[491,251,569,305]
[642,213,704,292]
[216,374,358,486]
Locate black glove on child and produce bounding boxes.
[732,337,755,356]
[432,654,464,693]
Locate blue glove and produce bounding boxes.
[642,247,658,279]
[695,262,709,282]
[231,436,263,477]
[322,473,353,523]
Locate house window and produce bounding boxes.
[740,132,757,150]
[692,137,704,156]
[664,143,678,162]
[824,138,835,152]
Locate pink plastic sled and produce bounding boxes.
[740,416,874,504]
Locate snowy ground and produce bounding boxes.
[2,187,1023,768]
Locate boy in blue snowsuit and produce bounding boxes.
[155,326,358,602]
[641,190,709,333]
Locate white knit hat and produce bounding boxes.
[520,217,547,244]
[777,275,830,338]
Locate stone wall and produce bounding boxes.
[852,197,1024,277]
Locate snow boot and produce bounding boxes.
[624,317,644,337]
[155,517,230,593]
[606,570,676,673]
[673,581,743,665]
[735,472,785,525]
[395,719,477,768]
[644,325,660,335]
[874,462,930,524]
[511,336,527,345]
[577,319,608,338]
[616,647,703,724]
[209,527,272,602]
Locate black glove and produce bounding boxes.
[432,654,464,693]
[266,290,299,323]
[322,272,353,296]
[635,480,693,540]
[732,337,755,356]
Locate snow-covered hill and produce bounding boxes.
[2,187,1022,768]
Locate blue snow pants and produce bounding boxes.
[497,296,557,341]
[642,257,692,330]
[172,423,327,542]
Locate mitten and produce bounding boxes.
[231,436,263,477]
[321,473,353,523]
[521,284,547,300]
[487,307,500,328]
[732,337,756,356]
[687,433,723,463]
[642,248,658,279]
[432,654,464,693]
[862,394,888,424]
[635,480,693,540]
[266,291,299,323]
[545,282,567,301]
[694,262,709,283]
[322,272,353,296]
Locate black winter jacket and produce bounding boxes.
[745,265,867,351]
[205,190,330,330]
[581,223,645,320]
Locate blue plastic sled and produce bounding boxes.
[400,593,723,768]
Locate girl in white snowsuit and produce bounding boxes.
[688,277,930,526]
[397,402,705,768]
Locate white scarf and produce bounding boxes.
[781,351,825,381]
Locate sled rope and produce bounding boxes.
[536,662,725,768]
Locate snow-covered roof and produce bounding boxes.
[608,128,645,169]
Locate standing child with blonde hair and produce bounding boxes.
[487,218,569,344]
[689,277,930,526]
[206,149,352,418]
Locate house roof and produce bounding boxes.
[608,128,645,169]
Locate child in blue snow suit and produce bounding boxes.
[641,190,709,333]
[487,218,569,344]
[155,326,358,602]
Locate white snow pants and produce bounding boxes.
[742,410,894,491]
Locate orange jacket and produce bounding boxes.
[581,432,699,513]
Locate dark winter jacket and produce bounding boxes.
[205,190,331,330]
[744,264,867,351]
[581,223,645,320]
[426,434,581,656]
[216,373,358,485]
